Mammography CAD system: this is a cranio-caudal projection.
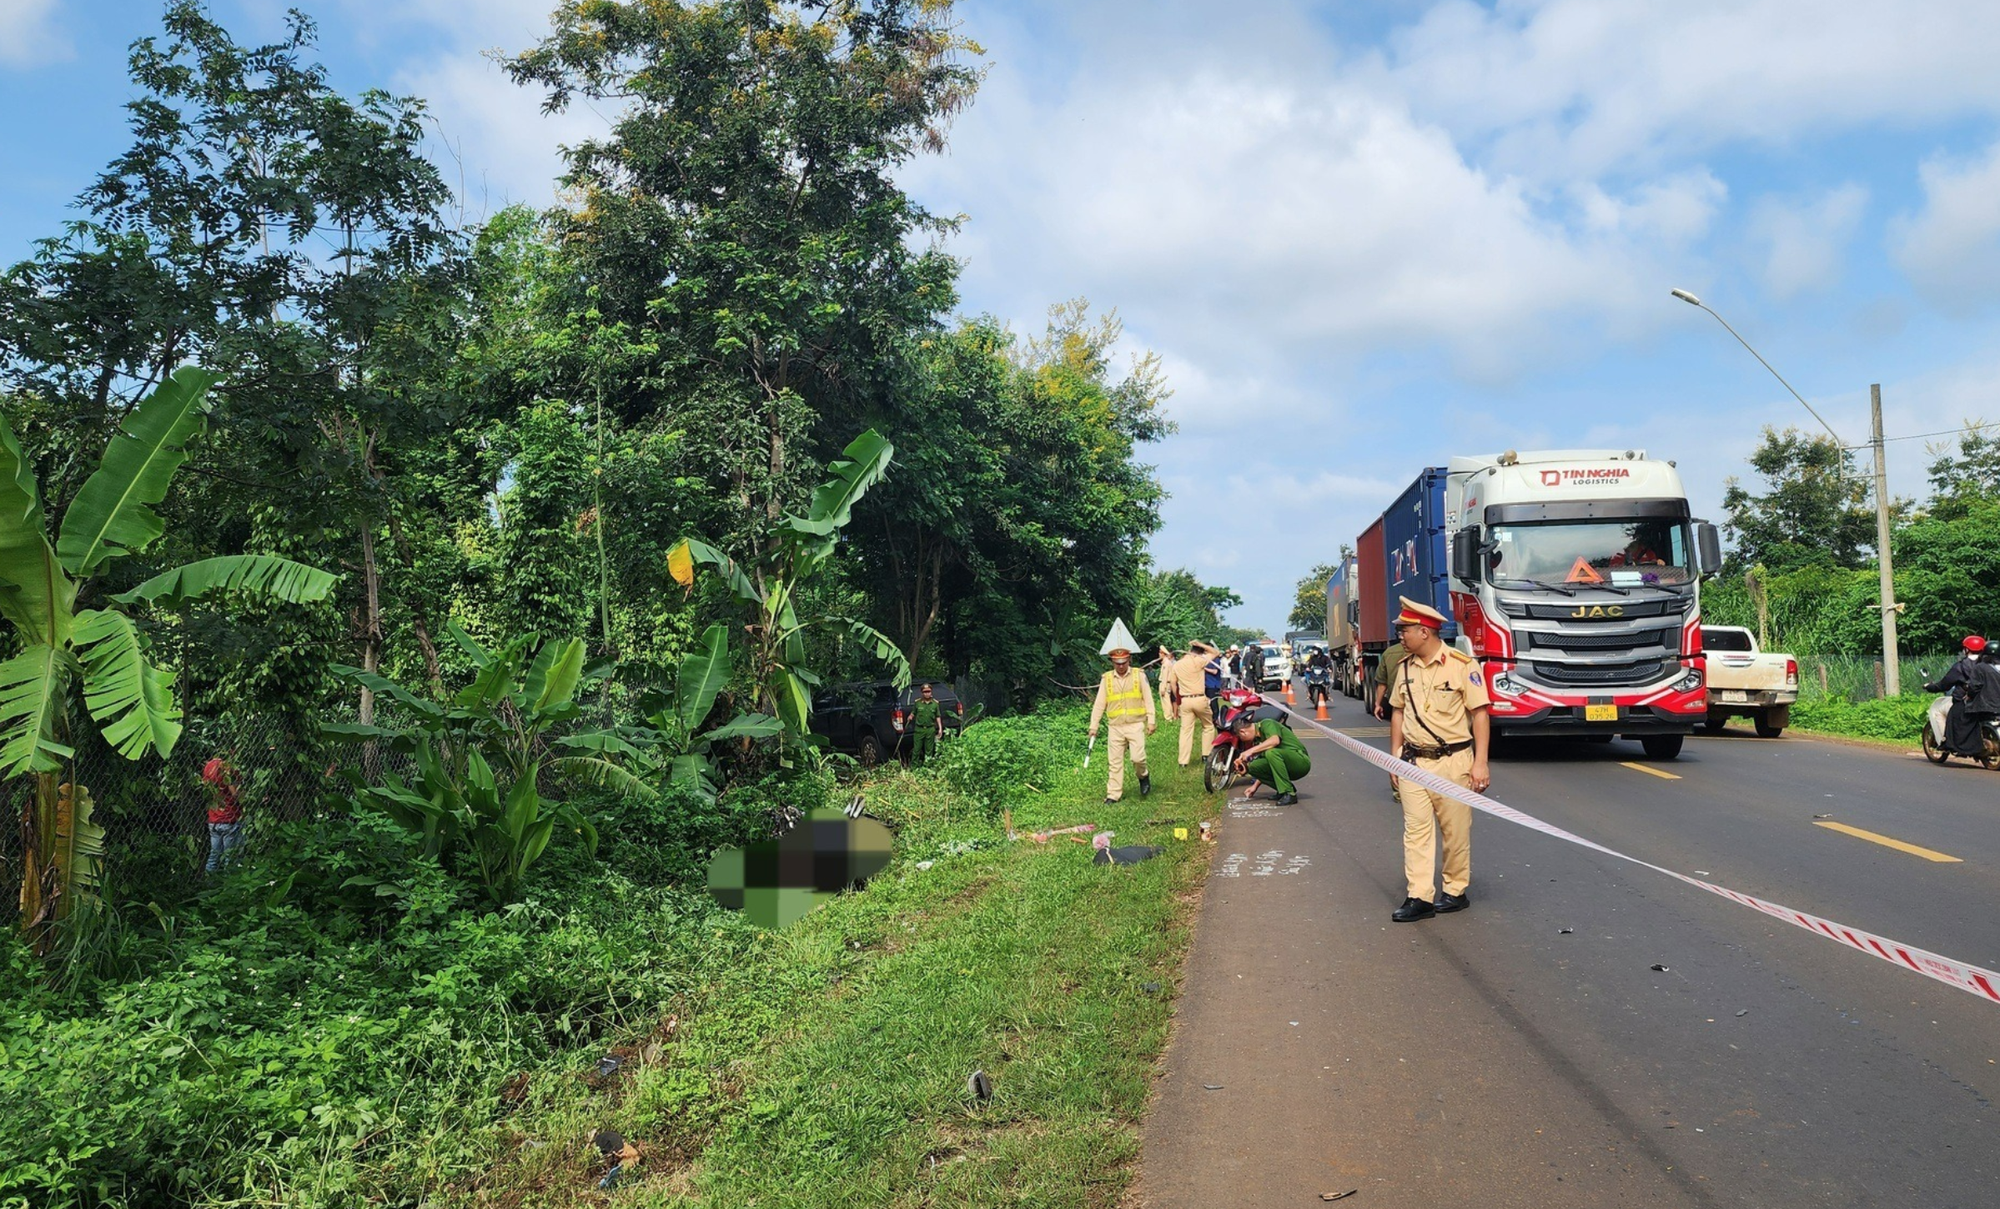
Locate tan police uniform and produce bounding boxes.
[1089,666,1157,801]
[1387,640,1490,903]
[1168,644,1218,766]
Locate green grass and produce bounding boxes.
[0,709,1218,1207]
[449,725,1215,1207]
[1790,693,1931,743]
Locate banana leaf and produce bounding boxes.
[113,554,338,605]
[0,413,73,645]
[52,781,106,913]
[549,754,659,801]
[524,637,585,712]
[0,643,78,776]
[55,367,218,576]
[675,623,731,732]
[671,537,759,604]
[788,428,894,541]
[72,609,183,761]
[696,712,784,743]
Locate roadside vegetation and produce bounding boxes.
[0,5,1236,1207]
[1,706,1213,1207]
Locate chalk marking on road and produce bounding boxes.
[1267,699,2000,1007]
[1618,761,1682,781]
[1813,820,1963,864]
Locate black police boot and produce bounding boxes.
[1274,792,1298,805]
[1391,896,1436,923]
[1434,890,1470,914]
[1138,773,1152,797]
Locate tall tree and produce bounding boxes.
[1924,423,2000,522]
[1286,561,1342,633]
[0,3,474,724]
[506,0,981,552]
[1721,427,1876,572]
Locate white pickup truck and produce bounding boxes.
[1700,626,1799,738]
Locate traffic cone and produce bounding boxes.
[1284,679,1296,703]
[1315,696,1329,721]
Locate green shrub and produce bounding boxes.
[1790,693,1930,741]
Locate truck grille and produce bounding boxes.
[1519,626,1677,653]
[1530,659,1672,686]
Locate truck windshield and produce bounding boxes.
[1488,519,1692,588]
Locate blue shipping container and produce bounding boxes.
[1377,467,1457,642]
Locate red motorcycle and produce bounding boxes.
[1204,688,1285,793]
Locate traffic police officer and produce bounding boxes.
[1089,621,1157,802]
[1167,640,1221,768]
[1385,596,1491,923]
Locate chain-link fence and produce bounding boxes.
[1,712,330,927]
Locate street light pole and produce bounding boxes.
[1671,290,1901,694]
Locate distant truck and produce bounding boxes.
[1323,556,1362,697]
[1339,450,1723,758]
[1698,626,1798,738]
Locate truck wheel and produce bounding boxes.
[1753,710,1785,739]
[857,732,884,768]
[1700,711,1727,735]
[1640,734,1684,760]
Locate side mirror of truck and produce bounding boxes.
[1694,522,1723,578]
[1450,528,1483,583]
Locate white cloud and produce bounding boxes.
[400,50,609,225]
[0,0,68,67]
[1749,183,1867,300]
[1892,142,2000,312]
[911,55,1718,404]
[1373,0,2000,178]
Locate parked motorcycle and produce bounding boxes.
[1920,692,2000,769]
[1203,689,1290,794]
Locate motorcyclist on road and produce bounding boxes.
[1923,635,2000,756]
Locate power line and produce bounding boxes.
[1843,422,1997,450]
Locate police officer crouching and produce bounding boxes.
[1386,597,1491,923]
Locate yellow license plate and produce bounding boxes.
[1585,704,1618,722]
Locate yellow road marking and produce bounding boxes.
[1813,820,1963,863]
[1337,727,1390,738]
[1619,761,1682,780]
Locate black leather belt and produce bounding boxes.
[1401,740,1471,761]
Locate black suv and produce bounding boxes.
[813,680,965,765]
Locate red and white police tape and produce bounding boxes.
[1270,700,2000,1006]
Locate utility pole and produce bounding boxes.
[1870,384,1901,696]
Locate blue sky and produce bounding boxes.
[7,1,2000,632]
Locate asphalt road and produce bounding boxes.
[1129,690,1999,1209]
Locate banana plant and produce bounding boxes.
[0,367,336,934]
[565,623,784,802]
[325,624,624,903]
[668,429,910,743]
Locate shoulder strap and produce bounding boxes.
[1401,658,1451,747]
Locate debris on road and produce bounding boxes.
[1202,1083,1224,1090]
[1320,1190,1359,1201]
[1736,1009,1749,1017]
[1650,964,1670,972]
[1559,928,1574,934]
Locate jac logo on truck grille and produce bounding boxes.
[1570,604,1625,618]
[1540,468,1632,487]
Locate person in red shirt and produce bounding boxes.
[203,753,243,873]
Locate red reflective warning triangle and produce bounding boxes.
[1565,557,1604,584]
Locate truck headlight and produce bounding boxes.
[1674,667,1703,693]
[1492,671,1517,696]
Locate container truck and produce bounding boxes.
[1324,557,1360,697]
[1352,450,1722,758]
